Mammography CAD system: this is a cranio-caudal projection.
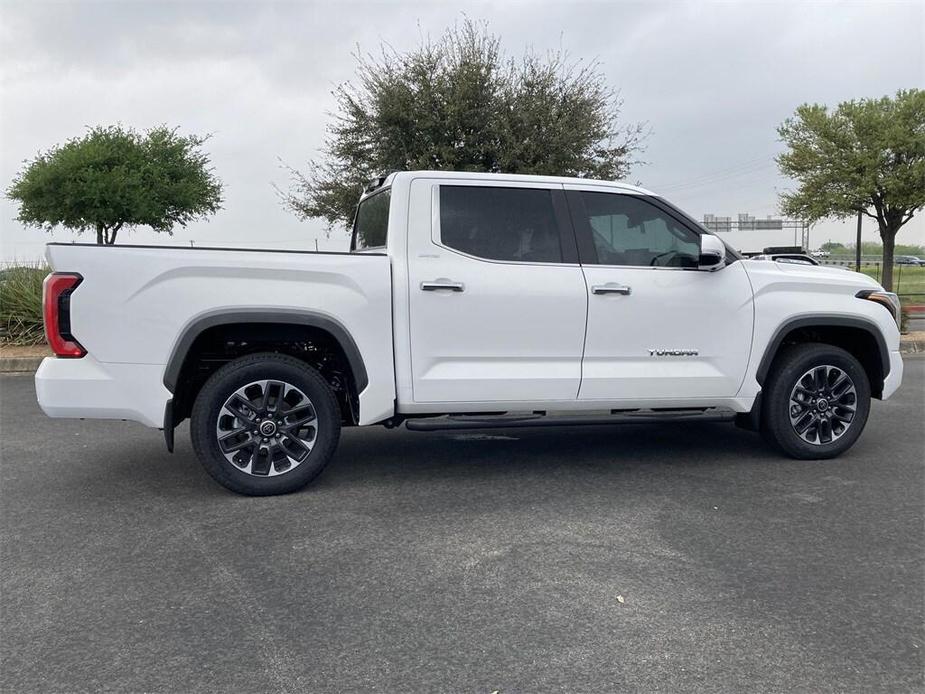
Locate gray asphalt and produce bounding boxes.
[2,360,923,694]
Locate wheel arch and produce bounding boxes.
[755,315,889,398]
[162,310,368,437]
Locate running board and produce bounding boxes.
[404,410,735,432]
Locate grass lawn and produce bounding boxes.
[857,265,925,302]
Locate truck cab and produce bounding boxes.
[376,173,751,409]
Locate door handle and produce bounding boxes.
[421,280,465,292]
[591,284,632,295]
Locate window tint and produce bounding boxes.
[439,186,563,263]
[579,192,701,268]
[352,189,390,250]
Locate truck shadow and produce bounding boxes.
[323,420,778,488]
[79,419,784,499]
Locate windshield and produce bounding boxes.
[351,188,391,251]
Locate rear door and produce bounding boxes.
[406,179,588,404]
[565,186,754,401]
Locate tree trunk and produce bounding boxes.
[879,224,897,291]
[108,222,122,245]
[96,224,104,245]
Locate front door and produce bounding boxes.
[564,186,754,401]
[407,179,588,404]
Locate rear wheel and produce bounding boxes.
[761,343,871,459]
[190,353,341,495]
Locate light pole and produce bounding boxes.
[855,211,862,272]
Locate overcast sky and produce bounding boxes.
[1,0,923,262]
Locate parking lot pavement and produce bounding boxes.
[1,359,923,694]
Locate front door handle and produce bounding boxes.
[421,280,465,292]
[591,283,632,295]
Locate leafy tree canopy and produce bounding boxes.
[819,241,925,257]
[285,19,646,230]
[777,89,925,289]
[7,125,223,244]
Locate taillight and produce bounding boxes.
[43,273,86,358]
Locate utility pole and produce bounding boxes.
[855,211,862,272]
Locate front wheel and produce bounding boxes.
[190,353,341,495]
[761,343,871,459]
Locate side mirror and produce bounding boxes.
[698,234,726,271]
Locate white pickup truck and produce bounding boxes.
[36,171,904,495]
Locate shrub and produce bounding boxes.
[0,264,48,345]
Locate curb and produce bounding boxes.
[900,338,924,354]
[0,357,45,373]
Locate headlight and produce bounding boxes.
[856,289,901,327]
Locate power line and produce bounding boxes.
[650,155,769,186]
[656,160,776,193]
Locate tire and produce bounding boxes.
[190,352,341,495]
[761,343,871,460]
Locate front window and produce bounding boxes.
[352,188,391,250]
[578,192,701,268]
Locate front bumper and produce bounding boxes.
[881,350,904,400]
[35,356,170,429]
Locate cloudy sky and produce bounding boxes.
[1,0,922,262]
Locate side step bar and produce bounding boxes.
[404,410,735,432]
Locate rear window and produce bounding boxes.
[352,188,391,250]
[439,186,562,263]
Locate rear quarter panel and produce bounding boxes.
[44,244,395,426]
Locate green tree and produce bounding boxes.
[896,243,925,256]
[285,19,646,230]
[842,242,925,257]
[8,125,223,245]
[777,89,925,290]
[819,241,846,253]
[859,241,888,257]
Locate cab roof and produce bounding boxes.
[362,170,655,200]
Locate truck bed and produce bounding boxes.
[35,243,396,427]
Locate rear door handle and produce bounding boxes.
[591,283,632,295]
[421,280,465,292]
